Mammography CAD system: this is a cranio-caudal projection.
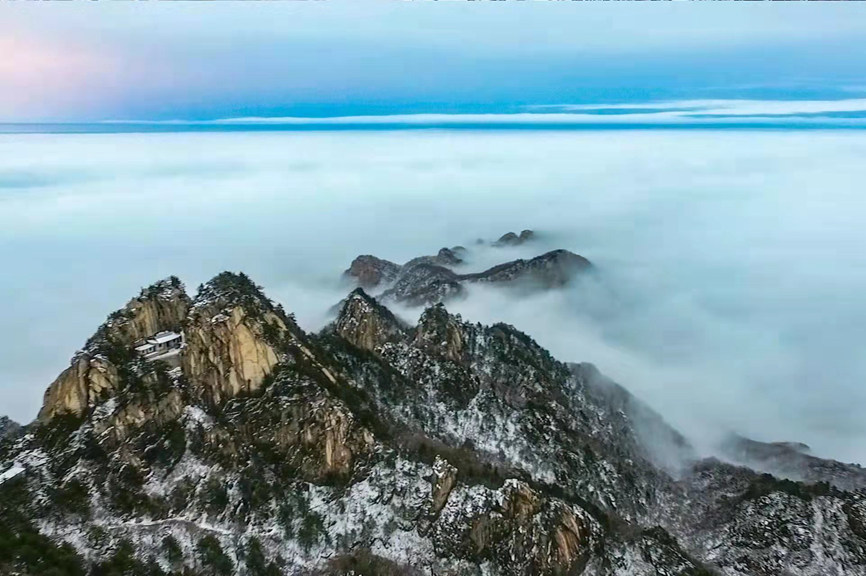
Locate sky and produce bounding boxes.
[2,2,866,122]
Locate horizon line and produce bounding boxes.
[7,97,866,131]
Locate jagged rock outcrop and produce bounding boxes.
[37,355,120,423]
[343,255,402,289]
[334,291,679,519]
[430,455,458,516]
[432,479,594,575]
[381,262,464,306]
[332,288,407,353]
[37,277,191,423]
[343,247,465,294]
[403,246,466,269]
[413,304,467,364]
[184,305,283,406]
[434,246,465,265]
[221,370,378,482]
[465,248,591,288]
[107,277,191,345]
[376,249,592,306]
[92,387,186,446]
[181,273,314,408]
[662,458,866,576]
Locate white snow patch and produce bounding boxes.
[0,465,24,484]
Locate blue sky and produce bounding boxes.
[2,2,866,123]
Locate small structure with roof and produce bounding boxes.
[134,330,185,361]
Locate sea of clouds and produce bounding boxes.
[2,129,865,464]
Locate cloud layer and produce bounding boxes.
[2,129,866,466]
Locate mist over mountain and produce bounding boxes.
[2,247,866,575]
[2,130,866,465]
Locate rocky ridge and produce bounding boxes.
[343,231,591,307]
[718,434,866,492]
[2,255,866,575]
[0,417,20,440]
[494,229,536,247]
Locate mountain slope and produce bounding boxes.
[1,272,865,576]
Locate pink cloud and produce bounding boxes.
[0,33,121,121]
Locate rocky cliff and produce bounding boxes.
[37,277,191,423]
[182,272,294,407]
[3,267,866,576]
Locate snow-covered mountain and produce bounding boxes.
[2,237,865,576]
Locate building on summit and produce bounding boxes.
[134,330,184,360]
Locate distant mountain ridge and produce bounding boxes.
[1,234,865,576]
[343,230,592,306]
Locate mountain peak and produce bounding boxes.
[344,231,592,306]
[332,288,407,352]
[719,433,866,490]
[414,304,467,363]
[36,272,295,423]
[343,255,402,289]
[493,228,536,246]
[38,277,192,423]
[86,275,191,353]
[185,272,297,406]
[468,249,592,288]
[193,271,273,311]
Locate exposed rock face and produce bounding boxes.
[339,292,680,520]
[37,355,120,423]
[332,288,407,353]
[430,455,458,515]
[377,249,592,306]
[107,277,191,345]
[381,263,464,306]
[37,278,191,423]
[413,304,467,364]
[343,247,465,293]
[433,479,594,575]
[343,255,402,289]
[662,458,866,576]
[7,272,866,576]
[222,372,377,482]
[403,247,466,269]
[435,247,464,266]
[92,388,186,446]
[184,305,283,406]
